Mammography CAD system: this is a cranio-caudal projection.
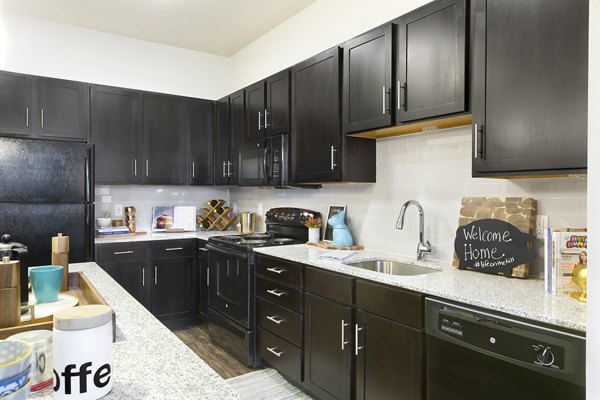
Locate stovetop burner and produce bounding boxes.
[244,233,272,240]
[242,239,268,245]
[273,238,294,244]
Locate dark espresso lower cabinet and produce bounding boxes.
[101,260,147,307]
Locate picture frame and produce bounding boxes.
[323,205,347,242]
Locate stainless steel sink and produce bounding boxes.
[343,259,440,276]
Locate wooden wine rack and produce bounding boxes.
[196,200,238,231]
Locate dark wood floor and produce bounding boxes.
[173,321,254,379]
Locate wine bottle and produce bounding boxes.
[216,207,225,215]
[209,199,218,207]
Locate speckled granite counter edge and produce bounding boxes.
[254,245,587,333]
[95,230,239,244]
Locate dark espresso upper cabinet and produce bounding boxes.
[215,89,244,186]
[91,85,141,184]
[472,0,588,176]
[0,72,33,137]
[0,71,88,141]
[343,24,393,133]
[246,69,291,141]
[395,0,467,123]
[189,99,214,186]
[141,93,187,185]
[293,47,376,184]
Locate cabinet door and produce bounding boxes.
[304,293,352,400]
[396,0,466,123]
[343,24,393,133]
[214,96,231,185]
[151,257,192,320]
[229,89,245,185]
[141,93,186,184]
[189,99,214,185]
[266,70,291,136]
[91,85,140,184]
[37,78,88,141]
[0,72,33,137]
[355,310,423,400]
[292,47,343,183]
[472,0,587,175]
[245,81,266,141]
[100,261,149,309]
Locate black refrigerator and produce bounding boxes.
[0,137,94,271]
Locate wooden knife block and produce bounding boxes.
[0,258,21,328]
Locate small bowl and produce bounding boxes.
[0,340,33,381]
[29,266,64,303]
[0,366,30,396]
[1,376,31,400]
[96,218,112,227]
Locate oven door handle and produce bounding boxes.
[206,243,249,260]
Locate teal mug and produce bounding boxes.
[29,266,63,303]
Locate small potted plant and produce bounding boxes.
[305,216,323,243]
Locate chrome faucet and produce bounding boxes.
[396,200,433,261]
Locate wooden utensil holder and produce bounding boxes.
[196,200,238,231]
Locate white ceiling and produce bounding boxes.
[0,0,317,57]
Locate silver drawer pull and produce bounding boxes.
[113,250,134,255]
[267,315,285,325]
[355,324,364,355]
[266,289,286,297]
[341,320,350,350]
[198,248,209,252]
[266,347,284,358]
[165,247,184,251]
[266,267,285,274]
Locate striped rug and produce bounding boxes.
[227,368,314,400]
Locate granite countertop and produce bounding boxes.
[95,230,239,244]
[254,245,587,332]
[33,262,241,399]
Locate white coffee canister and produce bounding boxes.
[8,329,53,392]
[53,305,113,400]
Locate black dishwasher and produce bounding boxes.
[425,298,585,400]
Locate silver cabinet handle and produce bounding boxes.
[192,161,196,179]
[26,107,29,128]
[206,268,210,287]
[474,124,485,160]
[382,86,386,114]
[330,146,338,170]
[133,158,137,177]
[113,250,134,255]
[165,247,184,251]
[398,81,407,111]
[267,315,285,325]
[264,109,270,128]
[341,320,350,350]
[258,111,262,130]
[227,161,233,177]
[198,248,209,252]
[266,267,285,274]
[141,267,145,287]
[153,266,158,284]
[40,108,44,128]
[397,81,401,110]
[266,347,284,358]
[222,161,227,178]
[145,159,149,177]
[267,289,286,297]
[355,324,364,355]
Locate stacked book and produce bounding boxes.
[95,226,131,237]
[543,228,587,299]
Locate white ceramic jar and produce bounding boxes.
[53,305,113,400]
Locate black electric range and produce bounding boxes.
[206,207,320,368]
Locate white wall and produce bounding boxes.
[228,0,430,91]
[587,0,599,396]
[0,11,229,99]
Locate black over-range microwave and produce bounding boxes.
[239,134,290,186]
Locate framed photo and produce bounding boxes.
[323,205,347,242]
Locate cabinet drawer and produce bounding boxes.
[96,242,147,263]
[305,266,353,305]
[257,255,302,287]
[150,239,195,259]
[356,279,423,329]
[258,327,302,384]
[257,277,302,313]
[257,298,303,347]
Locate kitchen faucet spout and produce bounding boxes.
[396,200,433,261]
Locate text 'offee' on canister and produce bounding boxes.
[53,305,113,400]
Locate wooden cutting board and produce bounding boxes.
[452,197,537,278]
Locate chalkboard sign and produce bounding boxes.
[454,219,537,277]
